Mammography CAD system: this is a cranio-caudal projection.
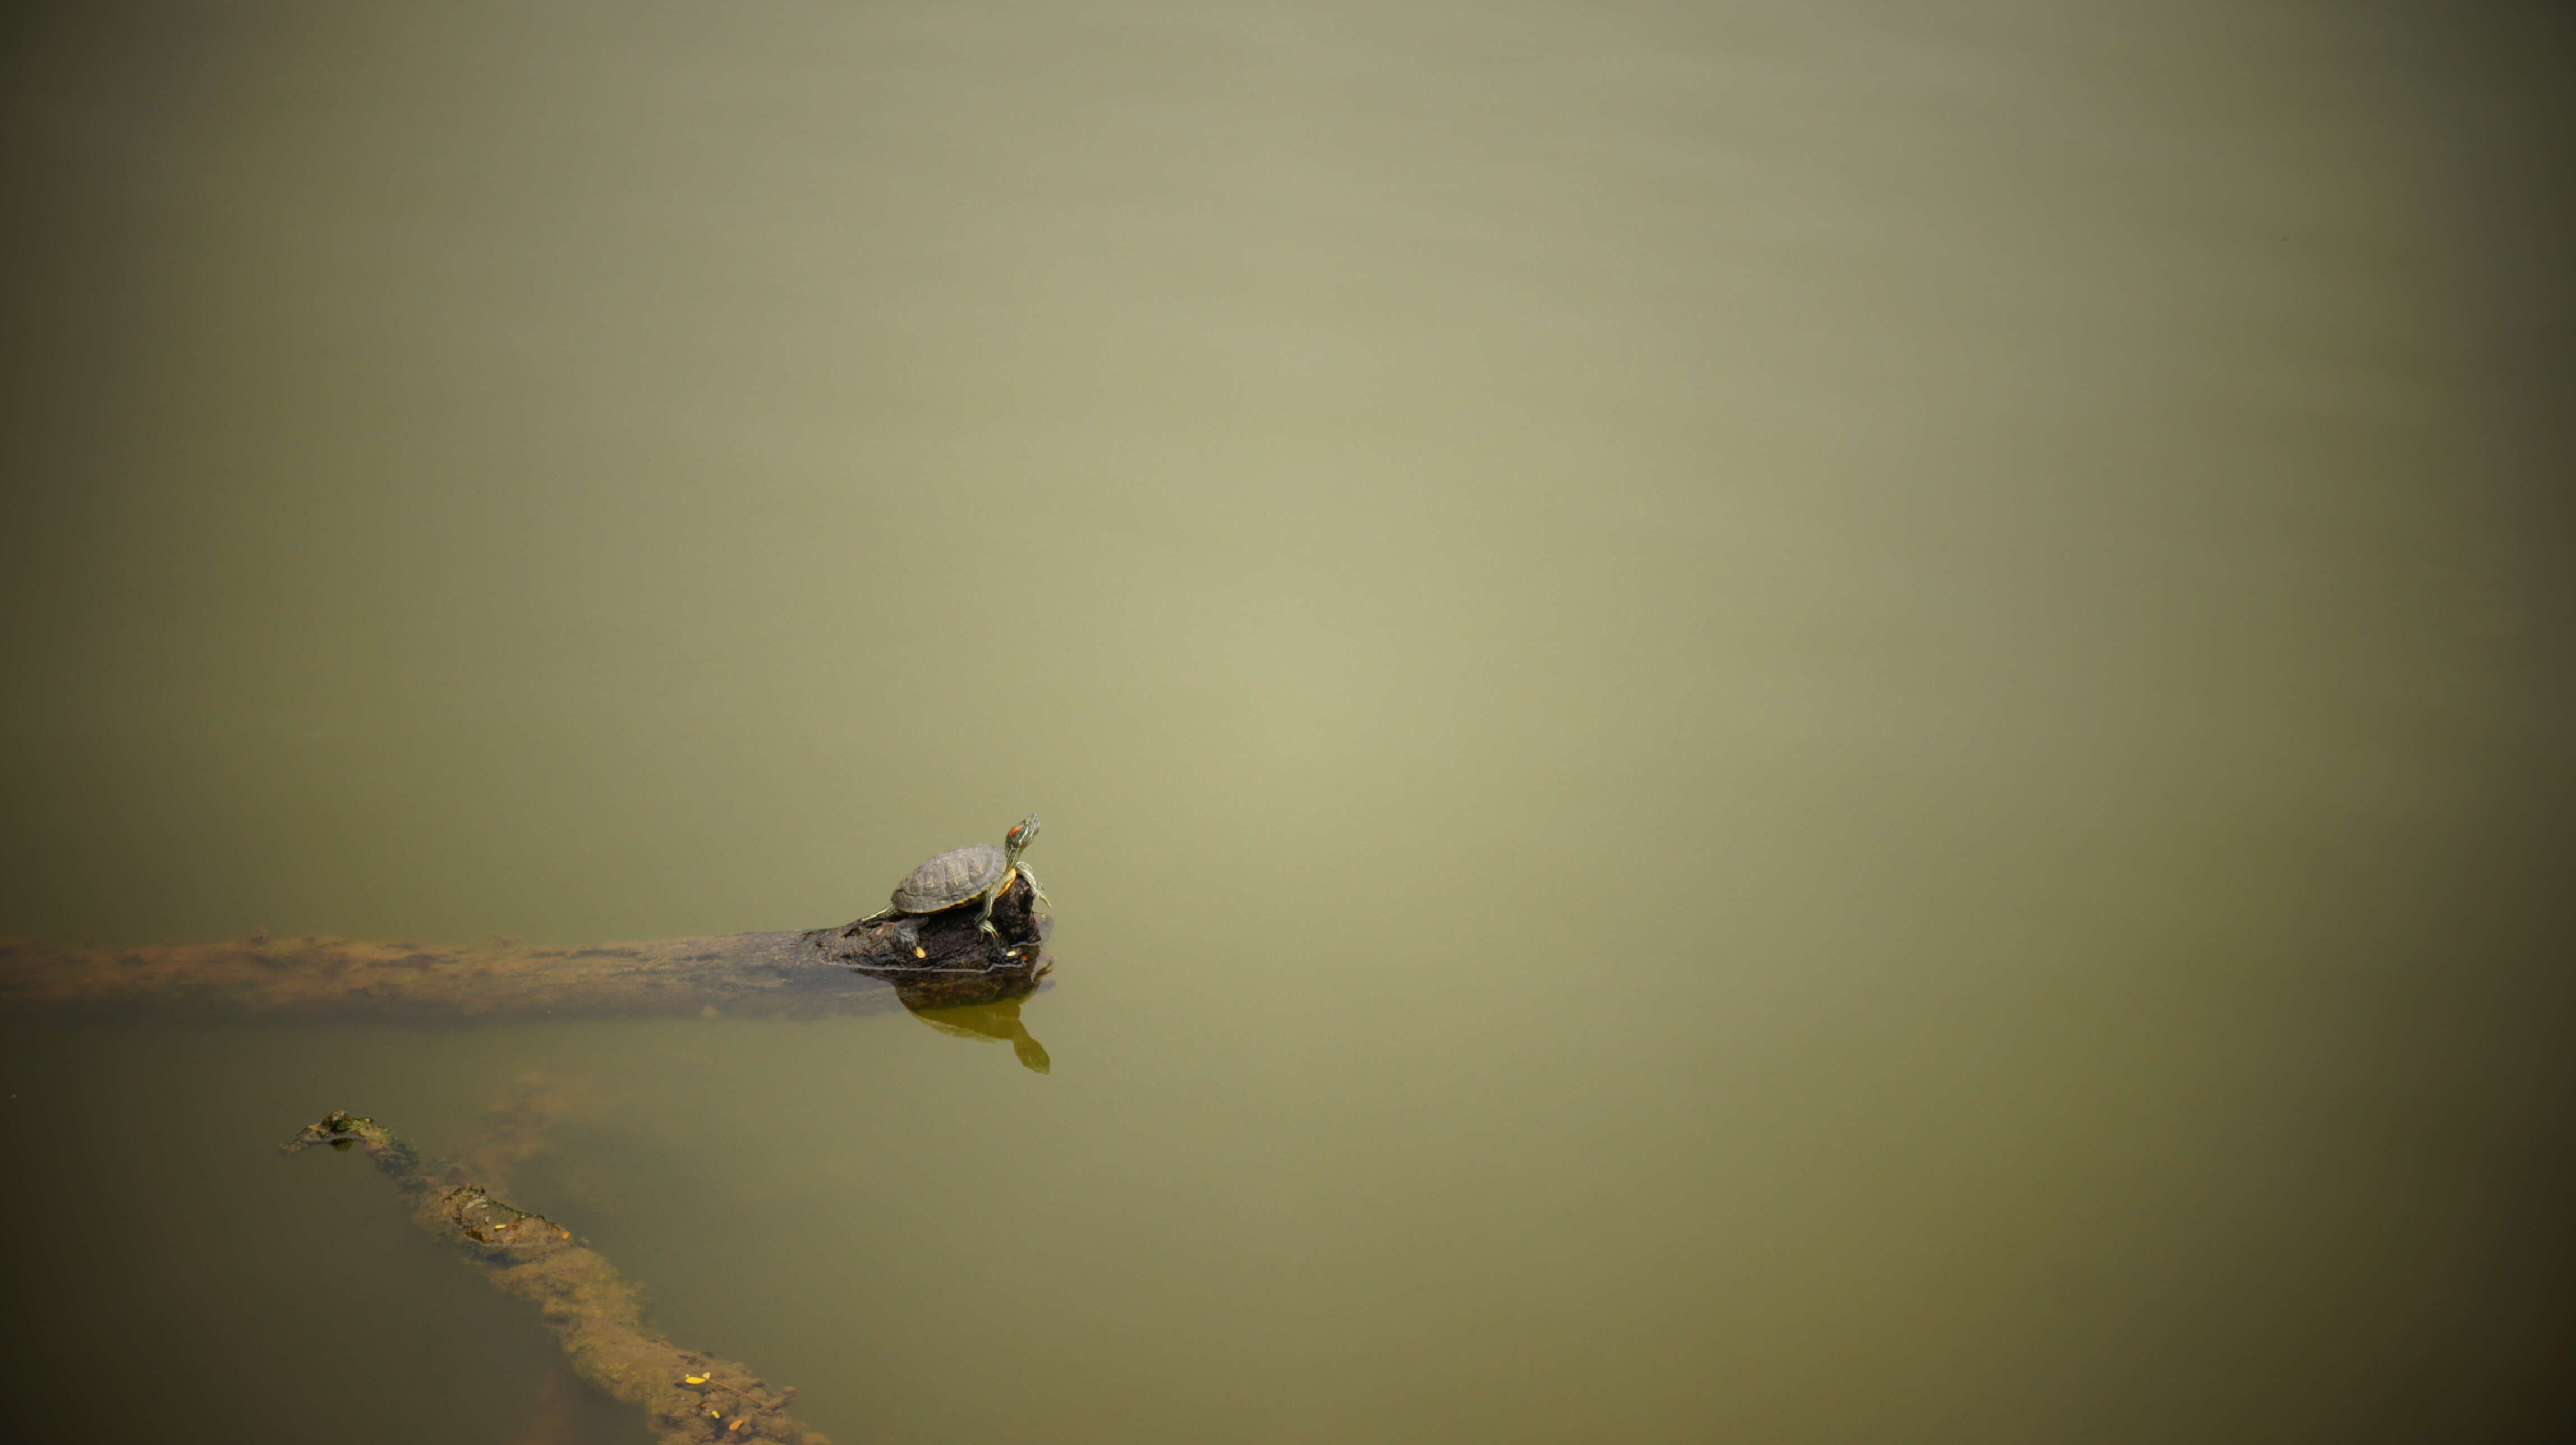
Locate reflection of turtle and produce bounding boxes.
[864,815,1047,940]
[906,997,1052,1074]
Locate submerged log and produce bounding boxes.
[282,1108,830,1445]
[0,877,1052,1021]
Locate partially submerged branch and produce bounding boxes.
[2,877,1054,1020]
[283,1110,831,1445]
[0,929,889,1021]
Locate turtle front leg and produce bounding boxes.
[1014,863,1051,914]
[975,866,1046,940]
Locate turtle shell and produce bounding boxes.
[887,842,1009,913]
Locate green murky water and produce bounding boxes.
[4,2,2570,1441]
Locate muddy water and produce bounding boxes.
[3,2,2572,1442]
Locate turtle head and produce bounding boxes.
[1004,814,1041,862]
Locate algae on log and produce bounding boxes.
[1,876,1054,1021]
[282,1109,831,1445]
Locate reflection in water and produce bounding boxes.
[903,996,1053,1075]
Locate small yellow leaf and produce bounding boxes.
[684,1374,709,1384]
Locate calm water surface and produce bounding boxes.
[4,2,2571,1442]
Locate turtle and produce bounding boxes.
[862,814,1047,940]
